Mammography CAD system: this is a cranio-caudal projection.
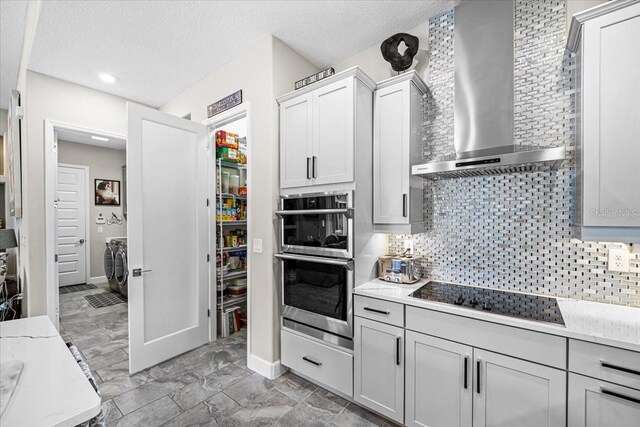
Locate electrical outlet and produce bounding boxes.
[608,248,630,272]
[404,239,414,255]
[253,238,263,254]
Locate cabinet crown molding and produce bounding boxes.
[567,0,639,51]
[376,70,428,94]
[277,66,376,104]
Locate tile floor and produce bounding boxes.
[59,283,396,426]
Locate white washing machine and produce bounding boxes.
[104,237,127,295]
[114,240,128,297]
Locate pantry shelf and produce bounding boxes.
[217,193,247,200]
[217,294,247,308]
[219,220,247,225]
[219,245,247,253]
[216,270,247,281]
[217,160,247,170]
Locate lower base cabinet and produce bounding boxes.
[568,373,640,427]
[354,316,404,424]
[405,332,472,427]
[404,331,566,427]
[474,349,566,427]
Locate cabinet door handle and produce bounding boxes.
[306,157,311,179]
[601,361,640,377]
[464,356,469,389]
[396,336,401,366]
[312,156,317,178]
[402,194,408,217]
[363,307,390,315]
[601,388,640,405]
[476,359,481,394]
[302,356,321,367]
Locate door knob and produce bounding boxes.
[78,239,85,244]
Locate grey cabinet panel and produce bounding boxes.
[573,2,640,240]
[405,331,472,427]
[568,373,640,427]
[353,316,404,423]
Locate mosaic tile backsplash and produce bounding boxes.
[388,0,640,307]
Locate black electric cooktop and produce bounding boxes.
[409,281,565,325]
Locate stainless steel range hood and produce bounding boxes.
[412,0,565,179]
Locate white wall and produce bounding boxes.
[22,71,128,316]
[161,35,318,367]
[57,140,126,279]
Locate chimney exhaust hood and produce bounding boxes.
[412,0,565,179]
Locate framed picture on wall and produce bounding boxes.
[95,179,121,205]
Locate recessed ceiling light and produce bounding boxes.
[98,72,116,84]
[91,135,110,142]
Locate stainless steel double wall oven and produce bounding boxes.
[276,191,354,343]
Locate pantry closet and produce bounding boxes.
[212,116,249,337]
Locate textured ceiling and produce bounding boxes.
[28,0,452,107]
[0,0,28,109]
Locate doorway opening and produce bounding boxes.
[53,127,130,358]
[209,113,249,340]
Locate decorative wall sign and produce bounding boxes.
[295,68,335,90]
[207,90,243,118]
[380,33,420,73]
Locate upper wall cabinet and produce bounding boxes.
[373,72,427,234]
[278,67,375,190]
[568,1,640,243]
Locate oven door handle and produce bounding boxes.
[275,253,354,270]
[274,208,354,219]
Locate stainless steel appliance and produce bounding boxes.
[409,281,565,325]
[412,0,565,178]
[276,192,353,259]
[378,255,420,284]
[276,253,353,342]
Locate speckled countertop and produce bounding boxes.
[354,279,640,353]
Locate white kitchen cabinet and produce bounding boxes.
[353,316,404,424]
[312,78,354,186]
[373,71,426,234]
[473,349,566,427]
[568,1,640,242]
[277,67,375,190]
[568,373,640,427]
[405,331,472,427]
[279,93,313,189]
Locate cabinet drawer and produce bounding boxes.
[281,329,353,397]
[406,306,566,369]
[569,340,640,390]
[354,295,404,327]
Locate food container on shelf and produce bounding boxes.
[215,130,239,149]
[217,147,239,162]
[229,174,240,195]
[221,171,230,193]
[228,283,247,297]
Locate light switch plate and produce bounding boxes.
[253,238,263,253]
[97,227,103,234]
[608,248,630,272]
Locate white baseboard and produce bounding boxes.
[247,354,287,380]
[88,276,107,285]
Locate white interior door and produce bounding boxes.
[57,165,87,286]
[127,103,209,373]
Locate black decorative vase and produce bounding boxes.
[380,33,420,73]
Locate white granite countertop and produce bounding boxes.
[355,279,640,353]
[0,316,102,427]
